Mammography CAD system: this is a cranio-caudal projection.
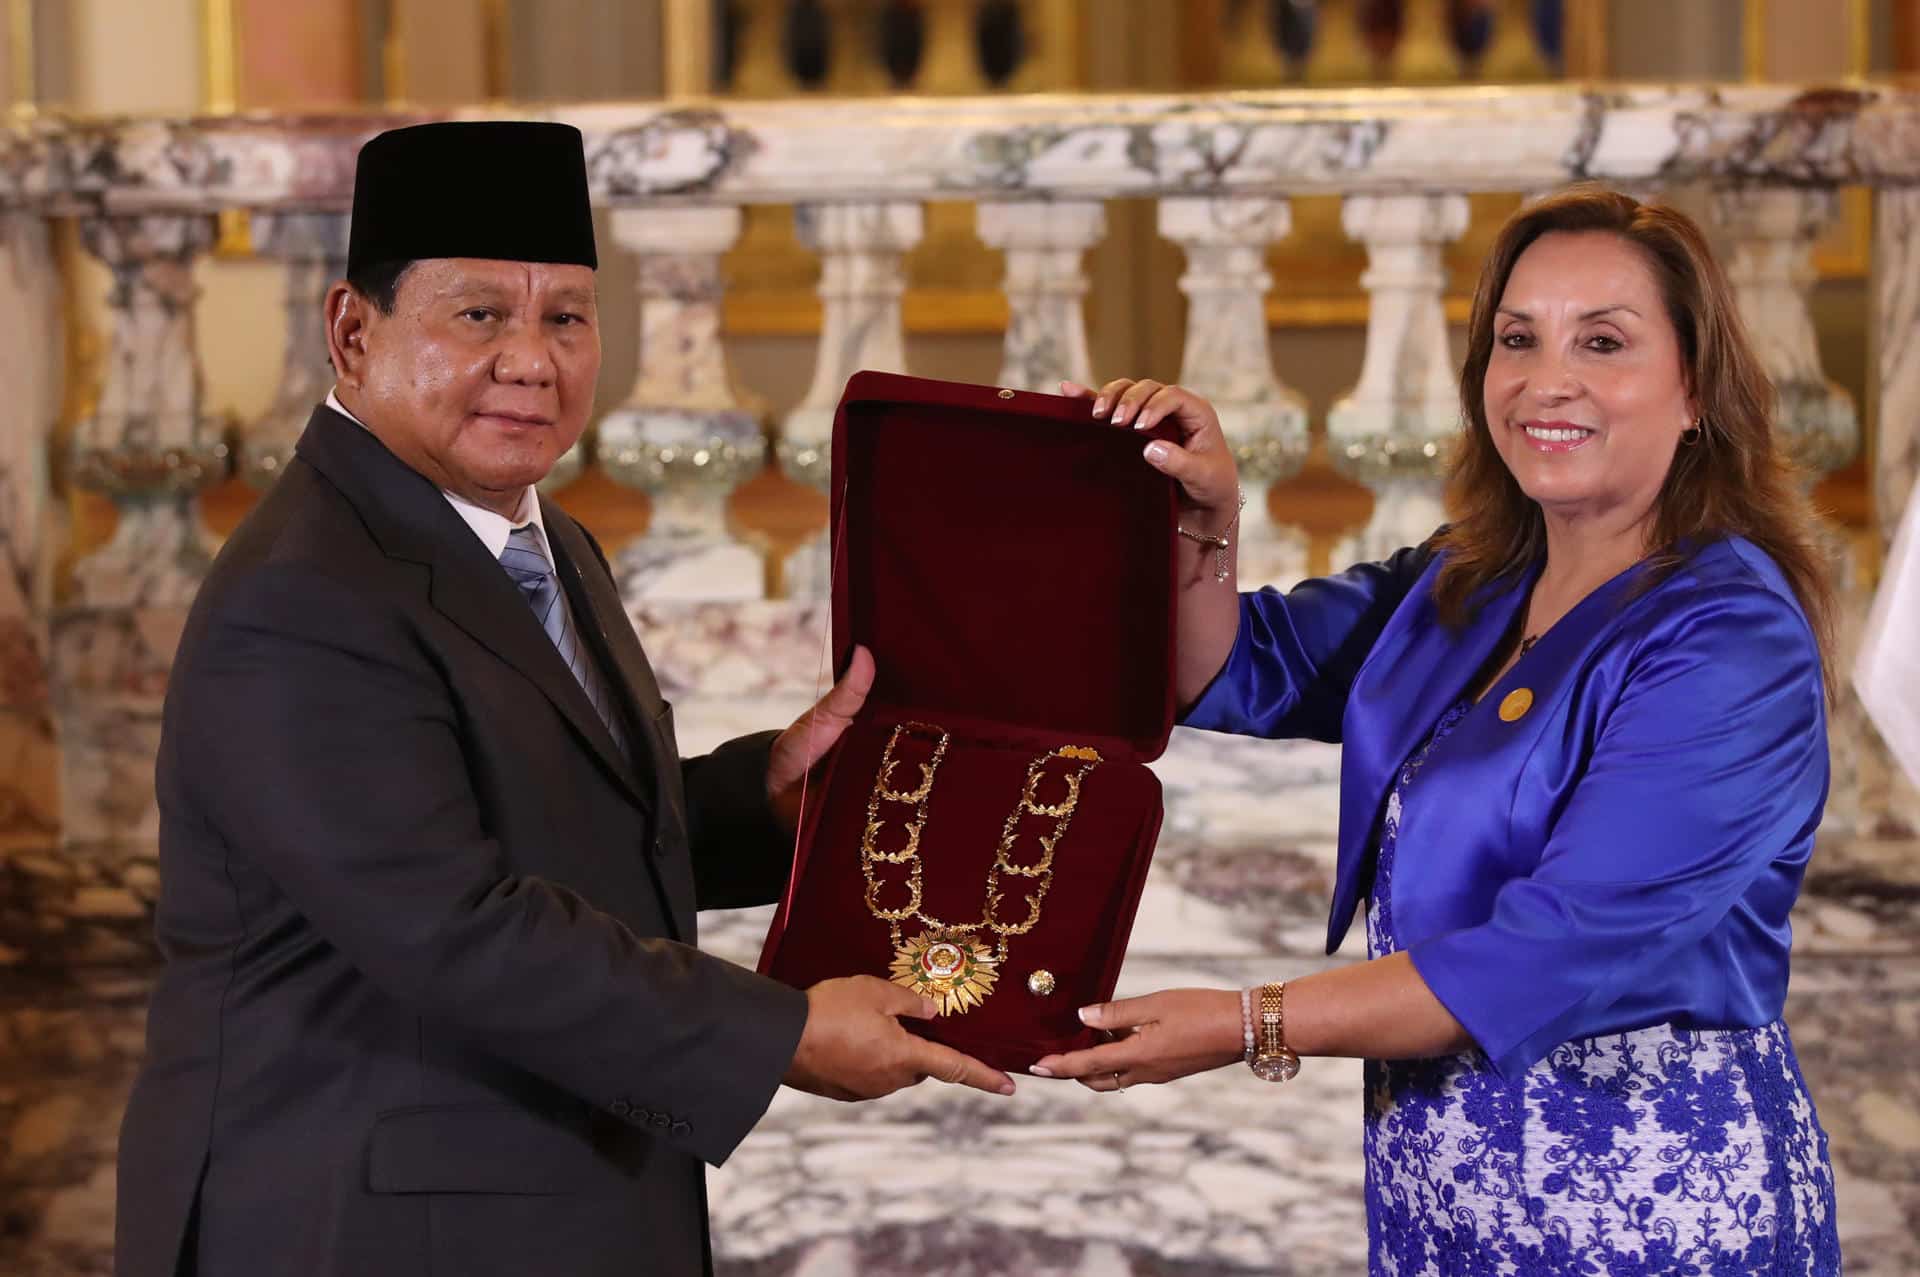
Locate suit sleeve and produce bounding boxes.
[1406,585,1827,1081]
[176,564,806,1168]
[1181,539,1439,742]
[681,731,796,910]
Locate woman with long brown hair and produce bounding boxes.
[1036,187,1842,1274]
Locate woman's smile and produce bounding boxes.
[1517,419,1597,452]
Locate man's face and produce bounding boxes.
[328,257,600,515]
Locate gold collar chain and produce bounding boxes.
[858,722,1102,1014]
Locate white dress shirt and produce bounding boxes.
[325,388,554,564]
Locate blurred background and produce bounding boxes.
[2,3,1916,1274]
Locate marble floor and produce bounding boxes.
[1,703,1916,1275]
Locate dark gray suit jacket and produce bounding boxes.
[116,406,809,1277]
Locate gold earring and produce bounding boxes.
[1681,419,1703,446]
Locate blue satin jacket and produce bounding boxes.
[1183,534,1828,1081]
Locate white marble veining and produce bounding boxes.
[0,213,61,851]
[1715,187,1858,475]
[780,202,924,488]
[599,207,768,601]
[977,200,1103,394]
[239,211,350,487]
[15,87,1920,214]
[1327,194,1466,567]
[1873,187,1920,547]
[1158,197,1310,591]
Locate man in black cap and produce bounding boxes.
[114,121,1010,1277]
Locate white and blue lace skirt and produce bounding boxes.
[1360,702,1840,1273]
[1361,1021,1840,1275]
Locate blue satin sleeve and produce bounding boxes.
[1182,542,1438,743]
[1406,584,1828,1082]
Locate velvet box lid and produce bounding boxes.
[758,371,1181,1071]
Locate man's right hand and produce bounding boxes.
[783,975,1016,1100]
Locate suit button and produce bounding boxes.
[610,1100,630,1116]
[652,834,668,858]
[670,1121,691,1137]
[651,1112,671,1129]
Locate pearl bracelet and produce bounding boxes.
[1240,986,1255,1064]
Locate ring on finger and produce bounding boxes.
[1112,1071,1128,1092]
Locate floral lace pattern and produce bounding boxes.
[1362,703,1840,1275]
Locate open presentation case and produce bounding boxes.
[757,371,1180,1074]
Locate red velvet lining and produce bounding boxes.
[758,373,1179,1073]
[834,373,1177,759]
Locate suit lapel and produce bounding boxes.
[542,511,671,809]
[294,407,650,812]
[541,508,665,719]
[1326,560,1539,951]
[545,505,698,938]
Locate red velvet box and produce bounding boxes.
[757,371,1179,1074]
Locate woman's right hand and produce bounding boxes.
[1060,378,1241,530]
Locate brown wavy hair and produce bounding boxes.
[1432,184,1835,696]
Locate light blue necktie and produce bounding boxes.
[498,525,629,759]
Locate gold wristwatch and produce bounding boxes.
[1249,982,1301,1082]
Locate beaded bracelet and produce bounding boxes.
[1240,986,1255,1063]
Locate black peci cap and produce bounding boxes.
[346,121,598,276]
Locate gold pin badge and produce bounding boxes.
[1026,969,1057,997]
[1499,688,1534,722]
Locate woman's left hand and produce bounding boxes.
[1030,988,1244,1091]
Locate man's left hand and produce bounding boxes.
[767,645,875,832]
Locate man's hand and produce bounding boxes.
[783,975,1016,1101]
[767,645,875,833]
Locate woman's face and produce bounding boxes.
[1482,230,1695,534]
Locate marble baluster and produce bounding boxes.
[1393,0,1464,83]
[975,200,1103,393]
[1157,197,1311,590]
[1861,186,1920,836]
[729,0,805,97]
[599,207,766,602]
[778,201,922,597]
[67,215,224,608]
[1221,0,1291,87]
[1874,189,1920,546]
[1481,0,1552,80]
[914,0,989,95]
[1715,187,1880,835]
[51,213,222,941]
[1716,188,1858,477]
[0,214,62,863]
[239,212,350,488]
[1304,0,1375,85]
[1327,193,1469,566]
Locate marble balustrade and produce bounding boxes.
[2,85,1918,1273]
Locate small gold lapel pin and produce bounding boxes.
[1498,688,1534,723]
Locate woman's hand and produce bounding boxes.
[1029,988,1244,1092]
[1060,378,1241,530]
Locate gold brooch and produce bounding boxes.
[890,931,1000,1016]
[1499,688,1534,722]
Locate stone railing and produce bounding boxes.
[1,83,1916,915]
